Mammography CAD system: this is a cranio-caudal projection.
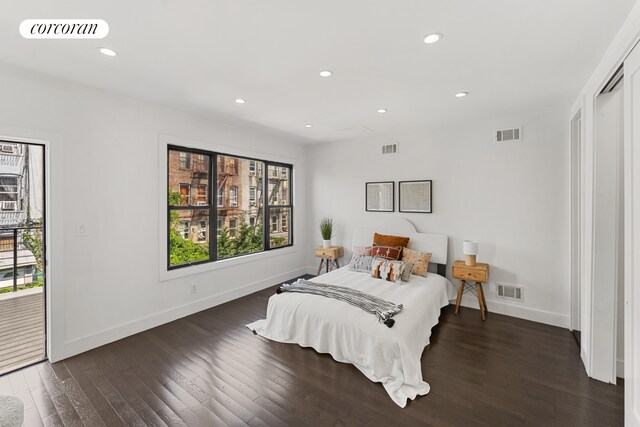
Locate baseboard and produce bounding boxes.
[306,265,319,275]
[452,295,570,328]
[60,266,308,360]
[616,358,624,378]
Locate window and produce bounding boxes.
[178,221,190,240]
[179,184,190,206]
[0,176,19,211]
[197,185,207,205]
[229,218,238,238]
[179,152,191,169]
[230,186,238,207]
[267,164,292,248]
[217,187,224,207]
[249,186,257,206]
[168,146,292,269]
[197,220,207,243]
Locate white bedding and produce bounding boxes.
[247,267,451,407]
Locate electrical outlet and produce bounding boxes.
[76,224,88,237]
[189,281,198,295]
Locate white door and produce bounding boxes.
[624,42,640,426]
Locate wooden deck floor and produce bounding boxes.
[0,288,45,375]
[0,277,624,426]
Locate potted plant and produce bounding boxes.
[320,217,334,248]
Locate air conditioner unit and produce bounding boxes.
[2,201,17,211]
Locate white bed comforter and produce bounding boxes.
[247,267,451,407]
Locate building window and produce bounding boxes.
[217,187,224,207]
[0,176,19,211]
[230,186,238,207]
[249,186,257,206]
[178,221,190,240]
[197,220,207,243]
[179,184,190,206]
[179,152,191,169]
[229,218,238,238]
[168,146,291,269]
[197,185,207,205]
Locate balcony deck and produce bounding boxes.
[0,288,45,375]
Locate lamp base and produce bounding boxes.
[464,254,477,267]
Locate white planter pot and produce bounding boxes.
[322,240,331,248]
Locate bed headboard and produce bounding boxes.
[352,217,448,276]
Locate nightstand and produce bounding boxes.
[452,260,490,320]
[315,246,344,275]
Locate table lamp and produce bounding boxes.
[463,240,479,266]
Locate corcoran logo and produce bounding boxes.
[19,19,109,39]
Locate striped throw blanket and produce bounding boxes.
[276,279,403,327]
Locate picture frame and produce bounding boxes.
[399,180,432,213]
[365,181,394,212]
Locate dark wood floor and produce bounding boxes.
[0,275,624,426]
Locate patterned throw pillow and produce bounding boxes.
[371,245,403,260]
[348,255,374,273]
[371,257,405,284]
[401,261,415,282]
[401,248,432,277]
[352,245,373,257]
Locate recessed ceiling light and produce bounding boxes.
[455,92,469,98]
[99,47,117,56]
[423,33,442,44]
[304,124,313,128]
[377,109,388,113]
[319,70,333,77]
[235,98,246,104]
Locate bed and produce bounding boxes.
[247,218,451,407]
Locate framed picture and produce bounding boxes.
[365,181,394,212]
[399,180,432,213]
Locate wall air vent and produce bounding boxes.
[497,283,524,301]
[0,144,15,154]
[382,143,399,155]
[495,127,523,143]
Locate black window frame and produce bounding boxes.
[167,145,293,270]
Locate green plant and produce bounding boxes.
[320,217,334,240]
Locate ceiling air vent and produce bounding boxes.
[497,283,524,301]
[495,127,523,143]
[382,143,399,155]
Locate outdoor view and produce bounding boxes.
[168,148,291,267]
[0,141,46,374]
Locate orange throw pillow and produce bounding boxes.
[373,233,410,249]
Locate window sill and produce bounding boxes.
[159,245,298,282]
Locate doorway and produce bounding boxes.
[591,78,624,384]
[571,111,582,346]
[0,141,46,375]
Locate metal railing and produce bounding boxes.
[0,226,43,293]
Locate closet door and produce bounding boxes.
[624,42,640,426]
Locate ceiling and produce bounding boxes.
[0,0,636,143]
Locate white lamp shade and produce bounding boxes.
[463,240,479,256]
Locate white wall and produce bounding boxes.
[306,110,570,327]
[0,64,309,361]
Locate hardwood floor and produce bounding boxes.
[0,275,623,426]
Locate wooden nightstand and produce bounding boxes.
[452,260,490,320]
[315,246,344,275]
